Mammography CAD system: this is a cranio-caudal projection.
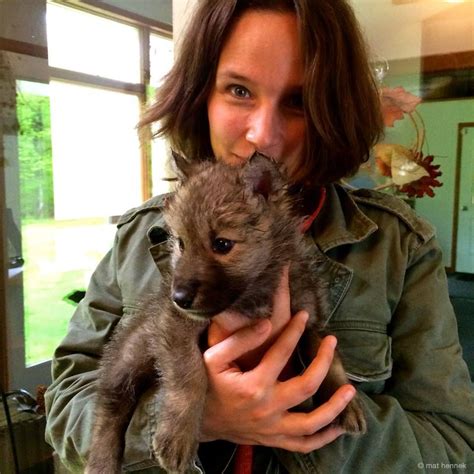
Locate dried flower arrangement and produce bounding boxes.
[347,59,443,199]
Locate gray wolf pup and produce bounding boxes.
[86,153,366,474]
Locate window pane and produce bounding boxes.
[150,33,174,195]
[46,2,141,83]
[150,33,174,88]
[16,80,119,365]
[16,79,142,365]
[49,80,142,218]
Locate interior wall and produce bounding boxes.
[0,0,47,47]
[172,0,197,46]
[414,99,473,269]
[352,0,473,61]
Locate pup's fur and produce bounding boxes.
[86,154,366,474]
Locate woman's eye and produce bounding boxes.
[212,238,235,255]
[230,85,250,99]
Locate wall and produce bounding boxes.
[384,56,473,270]
[352,0,473,61]
[0,0,47,47]
[172,0,197,45]
[414,99,473,269]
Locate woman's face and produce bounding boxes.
[207,10,306,179]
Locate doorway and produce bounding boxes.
[454,123,474,274]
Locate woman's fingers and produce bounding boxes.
[204,319,272,374]
[253,310,308,384]
[271,265,291,320]
[278,384,356,436]
[276,335,338,409]
[208,310,256,347]
[266,425,346,453]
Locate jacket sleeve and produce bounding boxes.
[44,230,164,472]
[280,235,474,473]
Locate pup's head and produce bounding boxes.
[164,153,302,320]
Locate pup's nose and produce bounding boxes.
[172,284,198,310]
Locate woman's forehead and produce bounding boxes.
[216,10,304,90]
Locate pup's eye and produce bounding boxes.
[177,238,184,252]
[212,238,234,255]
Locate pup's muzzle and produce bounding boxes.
[172,280,200,310]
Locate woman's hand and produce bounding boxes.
[200,268,355,453]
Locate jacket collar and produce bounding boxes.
[311,184,378,252]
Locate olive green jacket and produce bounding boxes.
[45,184,474,473]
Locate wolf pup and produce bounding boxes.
[86,153,366,474]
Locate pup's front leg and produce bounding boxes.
[152,312,208,473]
[321,354,367,434]
[304,328,367,435]
[87,320,157,473]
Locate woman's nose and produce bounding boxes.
[245,106,282,156]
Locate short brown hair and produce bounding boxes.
[141,0,383,186]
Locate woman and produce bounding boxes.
[45,0,474,472]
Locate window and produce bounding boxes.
[0,1,173,390]
[47,3,142,83]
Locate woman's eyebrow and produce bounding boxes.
[215,69,250,83]
[216,70,303,92]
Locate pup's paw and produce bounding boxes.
[337,395,367,435]
[153,427,198,474]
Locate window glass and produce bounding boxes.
[46,2,141,83]
[16,78,142,366]
[150,33,174,88]
[149,33,175,196]
[16,80,127,365]
[49,80,142,218]
[2,1,170,390]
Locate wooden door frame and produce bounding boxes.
[451,122,474,272]
[0,138,9,390]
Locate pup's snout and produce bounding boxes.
[172,281,199,310]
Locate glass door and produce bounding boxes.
[2,51,54,391]
[1,1,174,392]
[1,51,145,392]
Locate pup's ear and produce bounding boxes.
[171,150,196,182]
[242,152,283,199]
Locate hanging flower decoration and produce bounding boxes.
[381,86,422,127]
[372,86,443,198]
[398,153,442,198]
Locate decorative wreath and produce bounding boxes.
[372,86,443,198]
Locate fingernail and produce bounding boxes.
[343,386,356,402]
[299,310,309,324]
[255,319,270,333]
[327,335,337,350]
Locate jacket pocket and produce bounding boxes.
[326,320,392,394]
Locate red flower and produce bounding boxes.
[398,153,443,198]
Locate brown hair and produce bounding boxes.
[141,0,383,186]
